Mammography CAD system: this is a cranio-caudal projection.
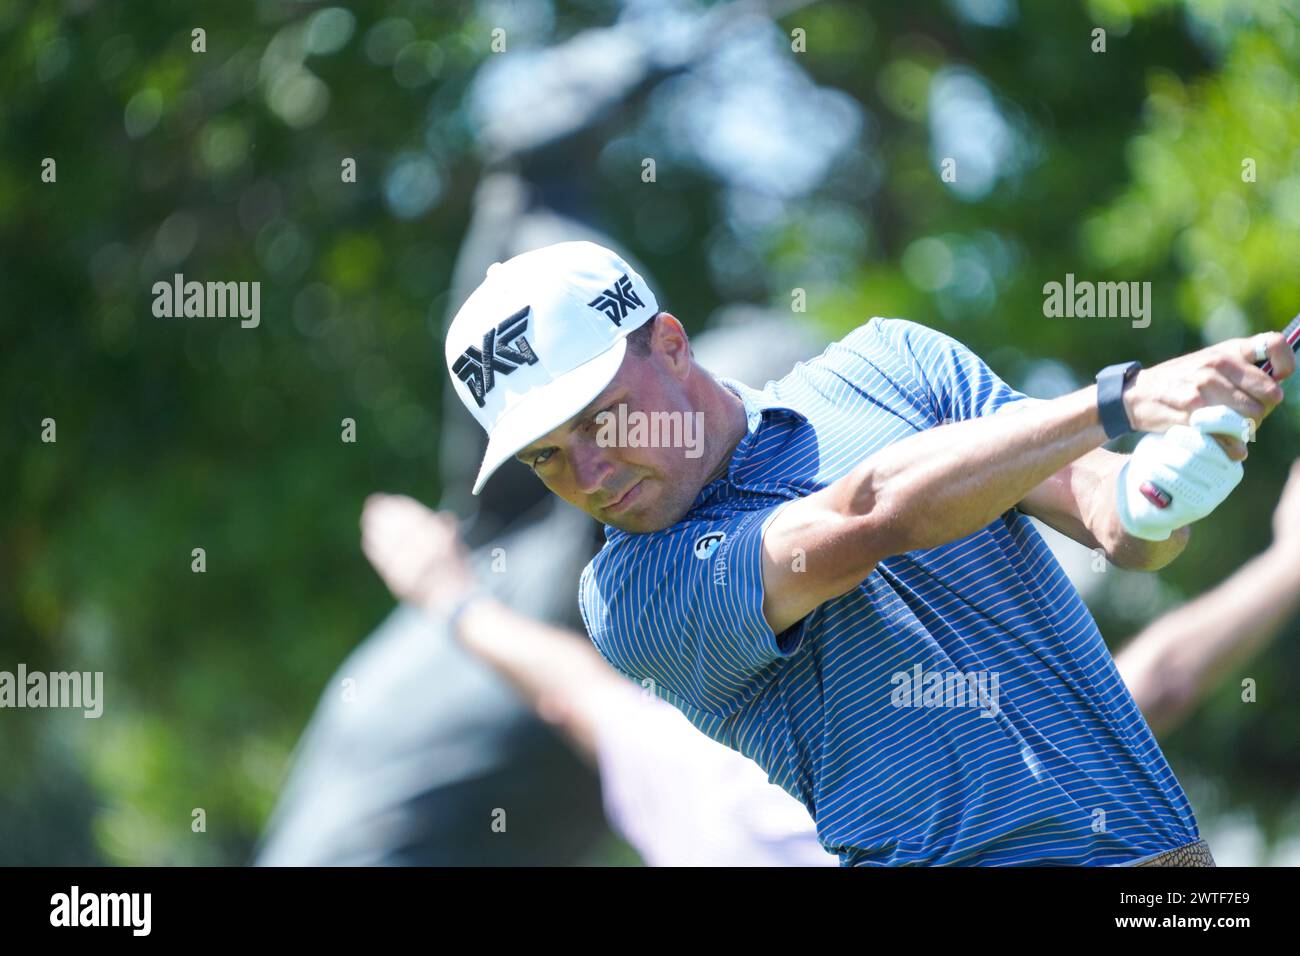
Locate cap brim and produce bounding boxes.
[471,338,629,495]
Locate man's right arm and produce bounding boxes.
[759,334,1292,636]
[760,385,1108,633]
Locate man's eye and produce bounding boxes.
[531,448,555,469]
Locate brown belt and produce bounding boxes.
[1124,838,1216,867]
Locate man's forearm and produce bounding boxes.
[840,387,1110,555]
[456,597,612,707]
[453,596,614,761]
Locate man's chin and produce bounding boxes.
[606,513,674,534]
[600,488,696,534]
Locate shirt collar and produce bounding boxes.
[716,375,806,439]
[710,375,807,485]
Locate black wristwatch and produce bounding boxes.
[1095,360,1142,439]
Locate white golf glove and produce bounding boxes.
[1115,405,1252,541]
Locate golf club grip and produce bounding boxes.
[1259,313,1300,375]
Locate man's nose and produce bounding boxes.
[571,440,615,497]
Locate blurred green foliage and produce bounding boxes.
[2,0,1299,864]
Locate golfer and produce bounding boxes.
[443,240,1295,865]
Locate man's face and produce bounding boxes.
[513,321,714,533]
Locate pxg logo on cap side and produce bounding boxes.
[453,306,539,408]
[588,273,645,327]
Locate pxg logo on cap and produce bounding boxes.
[444,241,659,495]
[450,306,539,409]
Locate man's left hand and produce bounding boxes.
[1115,406,1251,542]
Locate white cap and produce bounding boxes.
[444,241,659,494]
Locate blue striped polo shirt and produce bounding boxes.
[577,316,1201,865]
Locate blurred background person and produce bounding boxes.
[361,489,838,867]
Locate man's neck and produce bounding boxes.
[701,377,749,486]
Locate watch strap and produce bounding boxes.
[1096,361,1141,440]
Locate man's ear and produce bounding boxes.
[653,312,692,377]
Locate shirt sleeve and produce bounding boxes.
[578,499,805,720]
[870,317,1034,422]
